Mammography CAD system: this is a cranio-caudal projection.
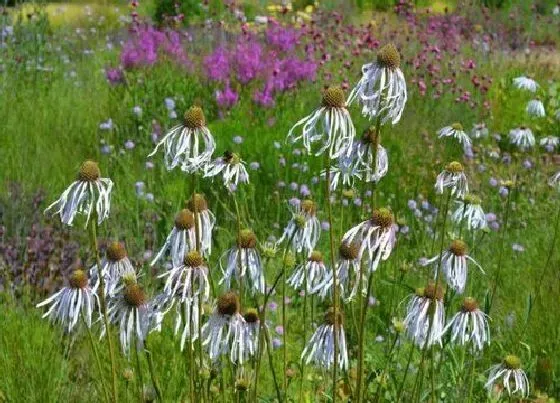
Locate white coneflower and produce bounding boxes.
[355,126,389,183]
[36,269,98,333]
[91,241,136,297]
[438,123,472,148]
[342,208,396,272]
[421,239,483,294]
[106,283,149,355]
[322,153,362,191]
[301,308,349,370]
[444,297,490,351]
[45,160,113,227]
[513,76,539,92]
[287,250,330,295]
[148,106,215,172]
[242,308,260,360]
[221,229,265,295]
[540,136,559,152]
[485,355,530,398]
[347,43,407,125]
[470,123,489,140]
[403,283,445,348]
[338,242,361,299]
[204,151,249,190]
[435,161,469,199]
[452,194,487,231]
[549,171,560,189]
[276,199,321,253]
[526,99,545,117]
[509,126,535,150]
[151,209,196,268]
[202,292,253,364]
[187,193,215,256]
[287,86,356,159]
[157,250,210,349]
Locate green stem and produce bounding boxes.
[89,219,118,402]
[535,201,560,302]
[373,333,399,403]
[82,313,110,403]
[133,312,144,403]
[325,156,339,401]
[356,270,375,402]
[395,344,415,402]
[144,340,163,401]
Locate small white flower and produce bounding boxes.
[220,230,265,295]
[151,209,196,268]
[435,161,469,199]
[403,284,445,348]
[452,194,487,231]
[509,126,535,150]
[470,123,489,140]
[301,308,349,370]
[354,128,389,183]
[287,86,355,159]
[91,242,136,297]
[549,171,560,189]
[438,123,472,148]
[105,283,150,355]
[287,250,330,295]
[444,297,490,351]
[485,355,529,398]
[342,208,396,272]
[276,200,321,253]
[513,76,539,92]
[526,99,545,117]
[202,292,254,364]
[421,239,484,294]
[347,43,407,125]
[45,160,113,227]
[36,269,98,333]
[540,136,559,150]
[322,153,362,191]
[148,106,215,172]
[204,151,249,189]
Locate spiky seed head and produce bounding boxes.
[235,378,250,392]
[371,208,394,229]
[237,229,257,249]
[451,122,464,131]
[301,199,317,216]
[262,244,277,259]
[502,180,515,189]
[122,368,134,381]
[376,43,401,70]
[392,318,406,333]
[415,287,425,297]
[324,307,344,326]
[122,272,137,286]
[78,160,100,182]
[424,282,444,301]
[174,209,195,230]
[124,284,146,307]
[223,150,241,164]
[504,355,522,370]
[342,189,355,199]
[107,241,127,262]
[445,161,464,174]
[449,239,467,256]
[308,250,323,262]
[184,250,203,267]
[244,308,259,324]
[461,297,478,312]
[294,214,306,229]
[69,269,88,289]
[284,252,296,268]
[183,106,205,129]
[217,292,240,316]
[322,86,346,108]
[463,194,481,205]
[187,193,208,212]
[339,242,359,260]
[519,125,527,130]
